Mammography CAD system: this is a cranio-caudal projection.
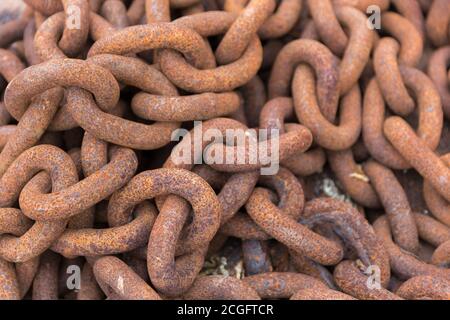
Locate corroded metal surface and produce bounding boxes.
[0,0,449,301]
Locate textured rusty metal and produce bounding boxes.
[426,0,450,47]
[328,149,381,208]
[268,39,339,121]
[334,260,402,300]
[0,6,32,48]
[0,0,449,301]
[363,160,419,253]
[335,5,374,95]
[396,275,450,300]
[246,188,343,266]
[258,0,302,40]
[242,239,272,275]
[216,0,275,65]
[291,287,356,300]
[100,0,130,29]
[428,46,450,119]
[384,118,450,202]
[307,0,348,56]
[414,212,450,248]
[93,256,161,300]
[259,97,326,176]
[131,91,240,122]
[160,11,263,93]
[52,201,157,257]
[294,67,361,151]
[32,251,60,300]
[432,240,450,268]
[373,216,450,281]
[222,166,305,240]
[182,275,260,300]
[304,198,391,292]
[77,261,104,300]
[243,272,328,299]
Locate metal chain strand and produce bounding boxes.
[0,0,449,301]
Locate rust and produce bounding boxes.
[0,0,449,301]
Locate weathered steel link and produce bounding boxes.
[428,46,450,119]
[215,0,275,65]
[19,146,138,221]
[159,11,263,92]
[432,240,450,267]
[0,49,26,82]
[268,39,339,121]
[391,0,425,40]
[93,256,161,300]
[423,154,450,227]
[159,118,259,279]
[426,0,450,47]
[4,58,120,120]
[223,166,305,238]
[205,125,313,173]
[259,97,326,176]
[131,91,240,121]
[362,79,409,169]
[16,257,40,299]
[0,48,26,127]
[0,258,20,299]
[32,251,60,300]
[413,212,450,248]
[290,250,337,289]
[293,66,362,151]
[23,19,41,66]
[34,11,114,61]
[328,149,380,208]
[333,260,402,300]
[0,208,32,236]
[381,12,423,67]
[80,132,108,178]
[0,0,449,301]
[384,117,450,202]
[373,216,450,281]
[51,201,156,257]
[221,167,304,241]
[303,198,391,289]
[145,0,170,23]
[0,145,76,262]
[307,0,348,56]
[182,275,260,300]
[245,188,343,266]
[0,7,32,48]
[374,38,416,116]
[335,5,374,95]
[0,88,64,177]
[88,23,215,69]
[242,239,273,275]
[59,0,90,57]
[364,65,443,169]
[243,272,328,299]
[100,0,130,29]
[258,0,302,40]
[363,160,419,253]
[396,275,450,300]
[171,0,202,9]
[23,0,63,16]
[74,54,180,149]
[291,287,356,300]
[77,262,104,300]
[107,168,221,296]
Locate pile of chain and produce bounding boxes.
[0,0,449,300]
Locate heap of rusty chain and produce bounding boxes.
[0,0,449,300]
